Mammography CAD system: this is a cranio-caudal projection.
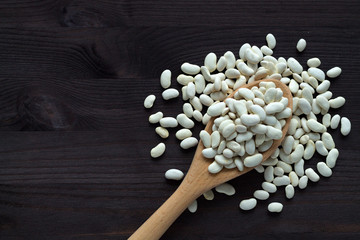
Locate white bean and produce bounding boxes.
[316,95,330,111]
[239,198,257,211]
[316,80,330,94]
[177,74,194,85]
[305,168,320,182]
[162,88,179,100]
[308,67,325,81]
[237,61,255,76]
[326,148,339,168]
[307,119,326,133]
[245,139,256,155]
[244,153,263,167]
[160,117,178,128]
[207,102,226,117]
[264,166,274,182]
[266,126,283,140]
[150,143,165,158]
[322,132,335,150]
[213,76,221,91]
[298,98,312,115]
[215,183,236,196]
[258,140,273,152]
[208,161,223,174]
[165,169,184,180]
[199,94,214,107]
[202,148,217,158]
[268,202,283,213]
[222,123,236,138]
[307,58,321,68]
[180,137,198,149]
[262,182,277,193]
[296,38,306,52]
[282,136,294,155]
[183,103,193,118]
[277,67,287,78]
[274,166,284,176]
[236,88,255,100]
[317,162,332,177]
[187,200,197,213]
[329,97,345,109]
[277,161,292,173]
[177,113,195,129]
[223,148,234,159]
[225,68,240,79]
[204,52,217,72]
[264,102,284,114]
[149,111,163,124]
[224,51,236,69]
[315,140,328,156]
[200,66,212,81]
[234,157,244,171]
[194,74,205,94]
[322,113,331,127]
[160,69,171,89]
[144,94,156,108]
[241,114,260,126]
[304,140,316,160]
[264,88,277,104]
[203,190,214,200]
[217,56,227,72]
[340,117,351,136]
[251,124,268,134]
[285,184,295,199]
[326,67,342,78]
[211,131,221,148]
[176,129,192,140]
[254,190,270,200]
[299,176,308,189]
[261,45,273,55]
[287,57,303,74]
[190,96,202,111]
[181,86,189,101]
[155,127,169,138]
[289,171,299,187]
[245,48,261,64]
[202,113,211,125]
[289,79,299,94]
[266,33,276,49]
[330,114,340,129]
[234,100,247,115]
[273,176,290,186]
[181,62,200,75]
[186,82,196,99]
[308,132,320,141]
[290,144,304,163]
[200,130,211,148]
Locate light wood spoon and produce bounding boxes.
[129,79,293,240]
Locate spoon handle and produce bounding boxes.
[128,181,199,240]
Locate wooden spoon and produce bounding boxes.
[129,79,293,240]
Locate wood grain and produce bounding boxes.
[0,0,359,239]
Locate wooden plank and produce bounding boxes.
[0,0,359,28]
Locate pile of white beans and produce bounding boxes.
[201,83,291,174]
[144,33,351,213]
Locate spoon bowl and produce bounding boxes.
[129,79,293,240]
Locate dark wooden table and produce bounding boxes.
[0,1,359,239]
